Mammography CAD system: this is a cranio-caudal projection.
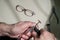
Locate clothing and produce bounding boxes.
[0,0,52,29]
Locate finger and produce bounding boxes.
[22,34,29,40]
[22,31,32,40]
[26,31,31,37]
[32,29,43,37]
[21,21,36,34]
[32,31,37,37]
[21,38,25,40]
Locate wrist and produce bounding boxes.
[8,24,16,35]
[0,22,14,36]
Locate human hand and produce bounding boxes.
[33,29,57,40]
[9,21,36,38]
[20,29,57,40]
[0,21,56,40]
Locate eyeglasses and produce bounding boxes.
[16,5,35,17]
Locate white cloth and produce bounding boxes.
[0,0,52,30]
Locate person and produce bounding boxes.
[0,21,57,40]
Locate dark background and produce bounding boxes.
[49,0,60,40]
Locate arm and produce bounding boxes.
[0,22,13,36]
[0,21,36,38]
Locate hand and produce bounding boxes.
[9,21,36,38]
[20,29,57,40]
[34,29,57,40]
